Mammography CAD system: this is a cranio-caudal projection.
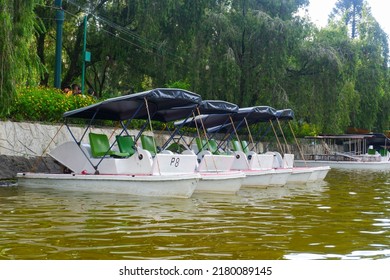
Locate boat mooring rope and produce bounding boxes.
[30,123,65,173]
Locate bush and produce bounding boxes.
[165,80,191,90]
[8,86,96,123]
[290,121,319,138]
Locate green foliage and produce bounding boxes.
[292,121,320,138]
[141,75,154,90]
[2,0,390,136]
[8,87,96,122]
[0,0,42,117]
[0,0,16,117]
[165,80,191,90]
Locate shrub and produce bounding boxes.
[290,121,319,138]
[165,80,191,90]
[8,86,96,123]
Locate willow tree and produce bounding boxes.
[190,0,309,106]
[0,0,41,116]
[328,0,389,132]
[353,9,389,131]
[132,0,206,90]
[285,23,360,133]
[0,1,14,116]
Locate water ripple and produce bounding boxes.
[1,170,390,259]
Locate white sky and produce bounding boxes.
[306,0,390,37]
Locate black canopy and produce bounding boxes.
[198,100,239,114]
[275,109,294,121]
[231,106,278,125]
[178,106,278,130]
[63,88,202,122]
[158,99,239,125]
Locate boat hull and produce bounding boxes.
[307,166,331,181]
[286,168,313,184]
[16,172,199,198]
[241,169,274,188]
[269,169,291,186]
[196,171,245,194]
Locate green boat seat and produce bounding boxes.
[89,132,129,158]
[232,140,243,152]
[116,135,136,156]
[196,138,207,152]
[166,142,187,153]
[196,137,223,155]
[140,135,157,156]
[241,140,249,154]
[207,139,221,154]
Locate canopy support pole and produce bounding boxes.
[276,118,291,154]
[270,120,284,154]
[288,121,306,165]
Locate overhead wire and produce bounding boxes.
[62,0,189,68]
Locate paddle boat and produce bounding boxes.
[272,108,330,183]
[227,106,295,186]
[226,107,329,184]
[172,100,246,194]
[17,88,203,198]
[192,105,330,185]
[294,133,390,170]
[178,106,288,188]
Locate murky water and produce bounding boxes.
[1,169,390,260]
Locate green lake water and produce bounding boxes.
[0,169,389,260]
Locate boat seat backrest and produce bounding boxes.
[207,139,220,154]
[166,142,187,154]
[232,140,243,152]
[196,138,223,155]
[140,135,157,156]
[89,133,111,157]
[241,140,250,154]
[195,138,207,152]
[89,132,129,158]
[116,135,136,156]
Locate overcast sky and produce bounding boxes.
[306,0,390,37]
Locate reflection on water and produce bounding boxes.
[0,169,390,260]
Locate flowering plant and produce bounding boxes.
[9,86,96,122]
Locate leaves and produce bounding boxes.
[9,87,96,122]
[1,0,390,135]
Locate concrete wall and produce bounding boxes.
[0,121,147,180]
[0,120,306,158]
[0,121,142,157]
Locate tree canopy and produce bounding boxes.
[1,0,389,134]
